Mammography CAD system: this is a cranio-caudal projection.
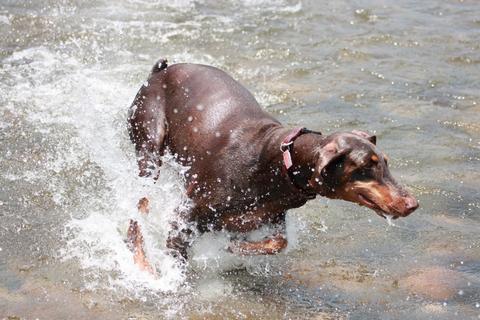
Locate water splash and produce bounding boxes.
[385,215,395,227]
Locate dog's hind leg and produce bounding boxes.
[127,220,155,274]
[126,60,169,272]
[166,226,193,262]
[137,197,150,215]
[128,62,168,179]
[127,198,153,273]
[165,205,204,262]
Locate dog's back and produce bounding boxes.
[128,61,280,177]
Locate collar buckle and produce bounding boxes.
[280,141,293,152]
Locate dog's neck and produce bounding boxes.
[266,126,326,196]
[289,132,325,189]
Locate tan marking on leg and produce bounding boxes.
[228,234,288,255]
[137,197,149,215]
[127,220,154,274]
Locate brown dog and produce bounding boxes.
[126,60,418,269]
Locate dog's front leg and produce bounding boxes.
[226,210,289,255]
[228,233,288,255]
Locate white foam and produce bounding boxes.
[126,0,196,8]
[0,15,11,25]
[2,46,191,295]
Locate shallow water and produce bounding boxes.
[1,0,479,319]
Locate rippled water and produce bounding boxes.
[1,0,479,319]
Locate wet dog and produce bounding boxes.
[126,60,418,271]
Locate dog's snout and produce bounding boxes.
[404,196,419,215]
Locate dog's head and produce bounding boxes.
[309,131,418,219]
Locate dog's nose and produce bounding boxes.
[404,196,419,214]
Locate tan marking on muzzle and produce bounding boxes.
[352,181,385,199]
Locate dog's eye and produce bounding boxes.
[351,168,372,181]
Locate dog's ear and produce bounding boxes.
[309,142,351,195]
[352,130,376,145]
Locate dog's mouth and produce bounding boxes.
[358,193,377,208]
[358,193,397,219]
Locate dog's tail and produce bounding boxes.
[151,58,168,73]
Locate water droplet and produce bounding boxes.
[188,116,193,122]
[385,215,395,226]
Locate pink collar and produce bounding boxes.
[281,127,321,169]
[280,127,322,197]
